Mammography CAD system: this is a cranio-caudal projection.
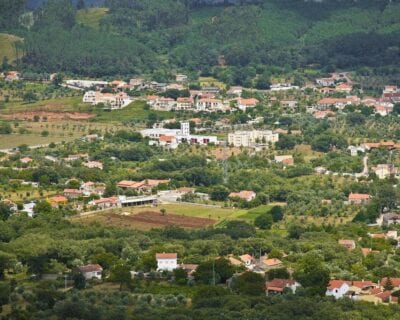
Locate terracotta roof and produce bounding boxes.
[348,193,370,200]
[381,277,400,288]
[159,135,176,142]
[228,256,243,266]
[239,254,253,262]
[266,278,296,291]
[327,280,350,290]
[352,280,376,289]
[229,190,256,201]
[375,290,392,301]
[264,258,282,267]
[370,288,382,295]
[156,253,177,260]
[239,98,259,105]
[63,189,82,194]
[177,97,193,103]
[78,264,103,273]
[93,197,119,205]
[48,195,68,203]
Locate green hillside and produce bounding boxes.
[4,0,400,78]
[0,33,23,63]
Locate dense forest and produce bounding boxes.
[1,0,400,78]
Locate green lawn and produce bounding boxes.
[1,96,91,114]
[76,7,109,29]
[157,204,247,221]
[95,100,174,122]
[0,33,23,63]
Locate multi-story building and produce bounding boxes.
[228,130,279,147]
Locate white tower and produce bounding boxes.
[181,121,190,136]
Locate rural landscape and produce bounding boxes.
[1,0,400,319]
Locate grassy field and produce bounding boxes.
[71,204,250,230]
[0,33,23,63]
[0,96,91,114]
[0,120,128,149]
[95,100,174,122]
[198,77,226,90]
[0,187,55,202]
[76,7,108,29]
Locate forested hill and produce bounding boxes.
[2,0,400,78]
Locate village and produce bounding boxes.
[1,68,400,311]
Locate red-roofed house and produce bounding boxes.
[326,280,350,299]
[263,258,283,270]
[156,253,178,271]
[78,264,103,280]
[90,197,120,209]
[239,254,255,269]
[348,193,370,205]
[47,195,68,208]
[63,189,83,199]
[266,278,300,295]
[228,190,256,202]
[237,98,259,111]
[20,157,33,164]
[335,83,352,93]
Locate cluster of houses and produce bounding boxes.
[315,77,400,116]
[146,92,260,113]
[325,278,400,304]
[83,91,133,110]
[78,75,193,110]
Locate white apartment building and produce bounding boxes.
[228,130,279,147]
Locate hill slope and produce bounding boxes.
[9,0,400,77]
[0,33,23,63]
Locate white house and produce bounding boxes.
[176,97,194,111]
[152,97,176,111]
[326,280,350,299]
[156,253,178,271]
[175,74,188,82]
[78,264,103,280]
[196,98,226,112]
[237,98,259,111]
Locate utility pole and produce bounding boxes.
[212,260,215,286]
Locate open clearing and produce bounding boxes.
[0,33,23,63]
[71,204,249,230]
[73,210,216,230]
[76,7,109,29]
[0,120,126,149]
[70,203,285,230]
